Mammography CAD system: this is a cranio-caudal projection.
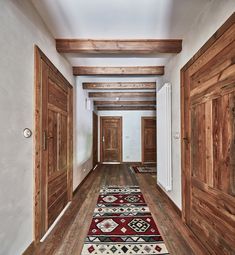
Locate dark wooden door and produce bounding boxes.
[181,14,235,254]
[35,47,73,241]
[142,117,156,163]
[101,117,122,163]
[93,112,98,167]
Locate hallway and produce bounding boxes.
[0,1,235,254]
[33,164,206,255]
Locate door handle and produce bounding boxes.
[102,136,105,143]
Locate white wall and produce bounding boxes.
[73,79,93,190]
[80,77,159,163]
[162,0,235,209]
[0,1,74,255]
[98,111,156,162]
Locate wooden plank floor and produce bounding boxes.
[33,164,207,255]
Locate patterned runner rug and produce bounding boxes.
[130,166,156,173]
[81,186,169,254]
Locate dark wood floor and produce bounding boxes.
[32,164,207,255]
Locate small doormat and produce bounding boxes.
[130,165,156,173]
[81,186,169,254]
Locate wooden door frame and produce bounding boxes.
[100,116,122,163]
[180,13,235,223]
[141,116,156,164]
[93,111,98,167]
[34,46,73,242]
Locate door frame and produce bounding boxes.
[100,116,122,163]
[93,111,98,167]
[141,116,156,164]
[34,46,73,242]
[180,13,235,223]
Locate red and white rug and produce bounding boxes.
[130,166,156,173]
[81,186,169,254]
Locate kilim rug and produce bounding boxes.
[130,165,156,174]
[81,186,169,254]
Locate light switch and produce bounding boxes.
[173,132,180,139]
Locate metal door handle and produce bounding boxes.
[102,136,105,142]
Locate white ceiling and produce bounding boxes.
[31,0,211,106]
[32,0,209,39]
[31,0,210,79]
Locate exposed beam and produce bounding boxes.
[97,106,156,111]
[83,82,156,90]
[56,39,182,54]
[73,66,164,76]
[94,100,156,106]
[89,92,156,98]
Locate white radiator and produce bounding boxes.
[157,83,172,191]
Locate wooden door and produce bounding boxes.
[181,14,235,254]
[35,47,73,241]
[142,117,156,163]
[100,117,122,163]
[93,112,98,167]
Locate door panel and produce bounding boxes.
[101,117,122,162]
[45,68,69,229]
[142,117,156,163]
[181,15,235,254]
[48,110,58,176]
[35,47,73,241]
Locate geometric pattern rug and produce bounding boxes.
[130,166,156,174]
[81,186,169,254]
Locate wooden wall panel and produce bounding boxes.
[212,92,235,195]
[191,103,206,183]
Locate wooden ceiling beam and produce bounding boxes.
[73,66,164,76]
[83,82,156,90]
[56,39,182,54]
[94,100,156,106]
[97,106,156,111]
[89,92,156,98]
